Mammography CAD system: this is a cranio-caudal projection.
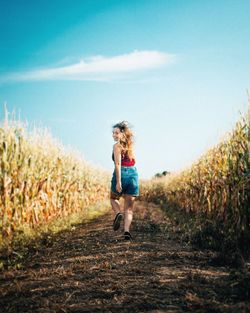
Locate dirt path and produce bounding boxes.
[0,201,249,313]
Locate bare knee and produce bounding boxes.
[124,195,135,209]
[110,198,119,206]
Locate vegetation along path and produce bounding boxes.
[0,200,249,313]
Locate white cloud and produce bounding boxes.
[0,50,176,83]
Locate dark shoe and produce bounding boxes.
[113,212,123,231]
[124,231,133,241]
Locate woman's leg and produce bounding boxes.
[124,195,136,232]
[110,198,121,215]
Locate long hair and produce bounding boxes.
[112,120,135,159]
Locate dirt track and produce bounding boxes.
[0,200,249,313]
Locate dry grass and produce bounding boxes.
[139,100,250,255]
[0,106,110,250]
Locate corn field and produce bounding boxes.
[1,102,249,252]
[139,104,250,247]
[0,111,110,247]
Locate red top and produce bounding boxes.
[112,151,135,166]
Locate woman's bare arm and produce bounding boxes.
[113,143,122,187]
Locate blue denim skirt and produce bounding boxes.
[110,166,140,199]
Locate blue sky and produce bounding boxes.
[0,0,249,179]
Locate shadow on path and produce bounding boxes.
[0,201,249,312]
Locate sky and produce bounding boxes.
[0,0,249,179]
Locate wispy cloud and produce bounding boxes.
[0,50,176,83]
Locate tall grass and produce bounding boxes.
[140,100,250,255]
[0,106,110,249]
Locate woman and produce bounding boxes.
[110,120,140,241]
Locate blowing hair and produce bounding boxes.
[112,120,135,159]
